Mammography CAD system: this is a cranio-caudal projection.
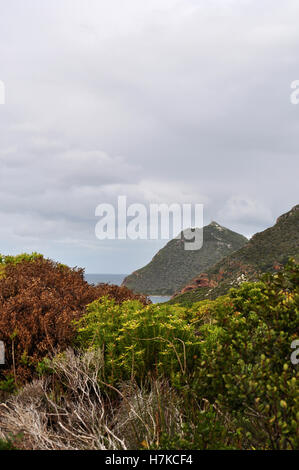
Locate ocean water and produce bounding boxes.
[84,274,171,304]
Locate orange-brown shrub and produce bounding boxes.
[0,258,148,383]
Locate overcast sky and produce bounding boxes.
[0,0,298,273]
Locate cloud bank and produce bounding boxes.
[0,0,298,272]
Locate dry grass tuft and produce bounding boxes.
[0,349,183,450]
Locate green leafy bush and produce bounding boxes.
[0,437,17,450]
[75,298,199,385]
[192,259,299,449]
[0,375,16,394]
[185,295,234,325]
[152,407,236,450]
[0,252,43,265]
[0,252,43,278]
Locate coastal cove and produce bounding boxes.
[84,274,171,304]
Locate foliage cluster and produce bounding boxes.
[75,259,299,449]
[191,259,299,449]
[75,299,198,385]
[0,256,298,450]
[0,256,148,383]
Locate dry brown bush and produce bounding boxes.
[0,258,148,382]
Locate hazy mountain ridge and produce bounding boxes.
[172,204,299,304]
[122,223,248,295]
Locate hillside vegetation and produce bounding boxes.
[0,255,298,450]
[0,254,148,384]
[173,204,299,304]
[122,222,247,295]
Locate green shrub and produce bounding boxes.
[75,297,200,386]
[0,252,43,278]
[184,295,233,325]
[152,407,236,450]
[0,375,16,394]
[191,259,299,449]
[0,436,19,450]
[0,252,43,265]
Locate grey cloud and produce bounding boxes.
[0,0,298,271]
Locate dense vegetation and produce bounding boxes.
[0,256,297,450]
[0,254,148,385]
[123,222,247,295]
[173,204,299,304]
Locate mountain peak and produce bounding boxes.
[173,204,299,303]
[122,223,247,295]
[209,221,224,229]
[276,204,299,225]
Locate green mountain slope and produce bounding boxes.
[122,222,248,295]
[172,204,299,304]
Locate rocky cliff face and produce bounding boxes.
[172,204,299,304]
[122,223,248,295]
